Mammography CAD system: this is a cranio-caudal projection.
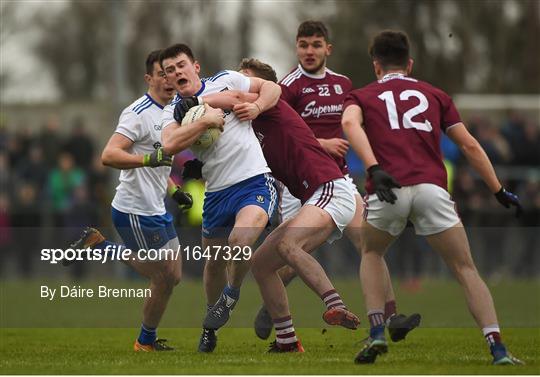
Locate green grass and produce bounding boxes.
[1,279,539,374]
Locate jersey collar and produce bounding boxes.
[378,72,417,83]
[194,80,206,96]
[298,64,327,79]
[145,93,164,109]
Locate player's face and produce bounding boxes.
[296,35,332,74]
[147,62,175,102]
[162,53,201,96]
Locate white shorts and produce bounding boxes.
[278,174,360,223]
[364,183,461,236]
[278,177,356,243]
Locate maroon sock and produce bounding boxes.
[485,331,502,346]
[321,289,346,310]
[384,300,397,321]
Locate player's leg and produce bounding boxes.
[198,236,228,353]
[412,183,522,365]
[253,265,297,339]
[227,204,270,288]
[253,180,360,334]
[204,173,275,331]
[132,237,181,352]
[250,220,307,352]
[345,192,421,342]
[354,187,410,364]
[110,208,181,351]
[354,220,397,364]
[425,225,522,365]
[254,184,300,340]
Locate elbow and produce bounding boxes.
[460,139,482,156]
[341,119,354,136]
[101,150,113,167]
[265,82,281,105]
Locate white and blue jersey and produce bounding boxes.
[162,71,275,238]
[161,70,271,192]
[111,93,176,250]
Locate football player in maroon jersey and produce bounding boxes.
[342,30,522,365]
[254,20,421,344]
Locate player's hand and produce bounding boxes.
[182,159,203,180]
[143,147,173,167]
[201,104,225,131]
[494,187,522,217]
[232,102,261,121]
[169,185,193,211]
[320,138,349,158]
[173,96,203,123]
[368,164,402,204]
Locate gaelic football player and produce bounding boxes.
[342,30,522,365]
[159,44,280,353]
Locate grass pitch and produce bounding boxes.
[1,279,539,374]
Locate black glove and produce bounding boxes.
[182,159,203,180]
[368,164,402,204]
[170,186,193,211]
[494,187,522,217]
[173,96,201,123]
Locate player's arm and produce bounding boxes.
[342,104,401,204]
[232,78,281,121]
[341,104,378,168]
[446,123,522,215]
[201,90,259,111]
[162,104,224,155]
[101,133,171,169]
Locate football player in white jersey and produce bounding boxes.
[67,50,195,352]
[159,43,281,352]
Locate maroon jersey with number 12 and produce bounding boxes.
[280,65,353,174]
[343,73,462,194]
[252,99,343,203]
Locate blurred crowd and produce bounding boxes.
[0,112,538,280]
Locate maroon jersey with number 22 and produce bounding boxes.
[280,65,353,174]
[343,73,462,194]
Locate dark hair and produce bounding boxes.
[368,30,410,69]
[238,58,277,83]
[159,43,196,67]
[145,50,162,75]
[296,20,330,42]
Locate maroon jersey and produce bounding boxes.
[343,73,461,194]
[280,65,353,174]
[252,99,343,203]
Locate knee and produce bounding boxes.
[276,237,296,262]
[228,233,249,249]
[205,258,227,273]
[451,260,478,282]
[152,266,181,292]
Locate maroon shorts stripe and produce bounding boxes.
[314,182,330,208]
[319,180,334,209]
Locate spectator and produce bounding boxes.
[10,183,42,276]
[64,117,95,170]
[39,116,63,169]
[47,152,85,227]
[15,145,49,194]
